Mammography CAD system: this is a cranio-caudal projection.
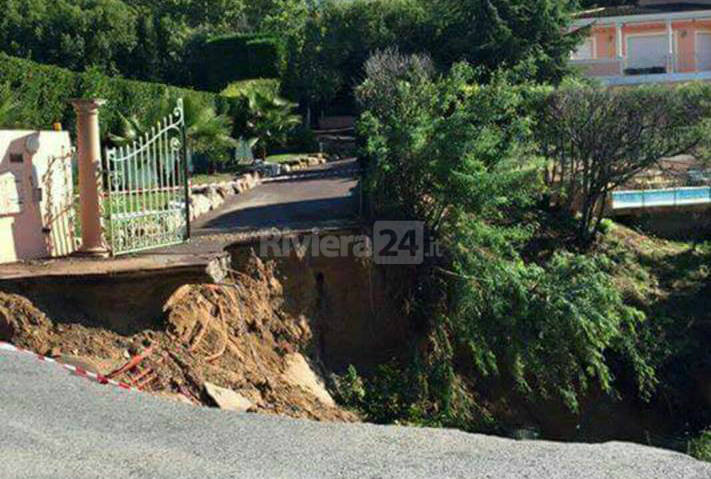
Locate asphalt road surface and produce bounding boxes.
[193,159,360,235]
[1,346,709,479]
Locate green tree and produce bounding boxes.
[130,14,193,83]
[537,81,711,245]
[278,8,343,125]
[0,0,138,75]
[356,53,656,425]
[689,429,711,462]
[272,0,580,120]
[125,0,248,31]
[0,0,253,86]
[422,0,581,83]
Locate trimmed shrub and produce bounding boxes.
[0,53,244,142]
[221,79,282,98]
[194,34,286,92]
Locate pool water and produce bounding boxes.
[612,187,711,209]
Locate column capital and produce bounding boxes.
[70,98,107,114]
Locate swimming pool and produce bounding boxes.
[612,186,711,209]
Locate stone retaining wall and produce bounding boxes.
[280,154,327,173]
[189,172,262,221]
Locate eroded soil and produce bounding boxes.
[0,255,357,422]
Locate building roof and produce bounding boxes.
[576,3,711,19]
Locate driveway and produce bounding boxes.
[193,158,361,235]
[0,160,361,287]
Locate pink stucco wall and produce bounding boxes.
[0,131,76,264]
[584,19,711,73]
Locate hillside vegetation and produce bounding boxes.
[348,53,711,456]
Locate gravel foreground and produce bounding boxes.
[0,347,709,479]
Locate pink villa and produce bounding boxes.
[570,0,711,85]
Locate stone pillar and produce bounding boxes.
[72,98,109,257]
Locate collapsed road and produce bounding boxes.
[1,346,708,479]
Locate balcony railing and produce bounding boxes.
[571,53,711,79]
[570,58,623,76]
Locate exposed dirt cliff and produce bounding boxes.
[0,255,356,422]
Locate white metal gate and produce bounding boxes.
[103,99,190,255]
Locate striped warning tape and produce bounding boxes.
[0,342,138,393]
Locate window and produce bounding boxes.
[697,32,711,71]
[571,37,596,60]
[9,153,23,163]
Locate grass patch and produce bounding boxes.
[191,173,237,185]
[266,152,314,163]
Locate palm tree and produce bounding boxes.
[244,89,302,160]
[222,80,302,160]
[182,96,238,159]
[108,113,145,146]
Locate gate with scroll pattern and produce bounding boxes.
[104,99,190,255]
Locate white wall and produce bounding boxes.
[0,131,76,264]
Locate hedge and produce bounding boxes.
[194,34,286,92]
[0,52,241,139]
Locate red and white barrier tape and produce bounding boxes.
[0,342,138,392]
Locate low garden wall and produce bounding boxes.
[280,154,328,172]
[189,172,262,221]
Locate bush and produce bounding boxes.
[357,48,434,119]
[598,218,615,235]
[344,362,417,424]
[194,34,286,92]
[688,430,711,462]
[334,365,366,407]
[286,125,319,153]
[356,57,657,425]
[536,81,711,245]
[0,81,18,128]
[221,79,282,99]
[0,52,244,145]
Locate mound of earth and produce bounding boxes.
[0,255,356,422]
